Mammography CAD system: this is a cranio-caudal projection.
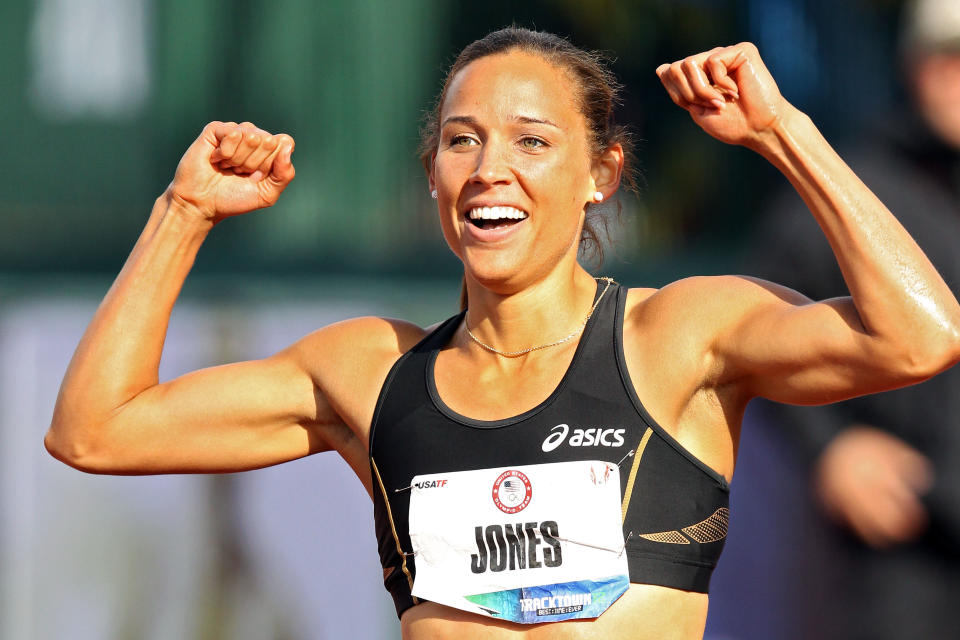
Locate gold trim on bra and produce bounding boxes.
[371,457,419,604]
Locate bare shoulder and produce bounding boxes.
[279,315,431,438]
[289,315,426,354]
[622,275,814,389]
[283,315,429,379]
[625,275,808,331]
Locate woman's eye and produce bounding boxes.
[451,135,477,147]
[520,137,546,150]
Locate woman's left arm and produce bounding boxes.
[656,43,960,404]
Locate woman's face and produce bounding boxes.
[431,50,599,292]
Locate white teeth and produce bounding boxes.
[468,206,528,221]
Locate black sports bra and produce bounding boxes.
[368,281,730,618]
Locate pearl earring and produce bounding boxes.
[593,191,604,203]
[431,189,438,199]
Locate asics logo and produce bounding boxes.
[541,424,626,452]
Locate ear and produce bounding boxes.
[589,144,624,201]
[426,152,438,193]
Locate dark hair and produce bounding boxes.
[419,27,638,307]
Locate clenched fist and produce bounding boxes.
[167,121,296,222]
[656,42,794,150]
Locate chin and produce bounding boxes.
[463,255,531,293]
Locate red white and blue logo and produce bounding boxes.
[492,469,532,514]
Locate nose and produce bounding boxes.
[470,139,513,186]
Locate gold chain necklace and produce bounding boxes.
[464,277,615,358]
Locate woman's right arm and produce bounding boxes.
[45,122,390,476]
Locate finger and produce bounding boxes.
[240,134,280,174]
[709,44,752,73]
[221,129,264,170]
[209,125,243,163]
[667,61,699,106]
[260,132,293,175]
[269,141,296,185]
[266,141,296,193]
[248,140,285,181]
[656,64,693,110]
[682,57,725,108]
[209,120,241,140]
[205,120,238,146]
[706,54,739,99]
[253,142,295,207]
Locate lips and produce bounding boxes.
[465,205,529,234]
[468,205,528,223]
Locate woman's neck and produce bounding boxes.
[461,265,601,356]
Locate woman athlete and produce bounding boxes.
[46,28,960,640]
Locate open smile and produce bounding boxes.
[466,205,529,231]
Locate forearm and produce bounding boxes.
[48,192,212,454]
[756,107,960,368]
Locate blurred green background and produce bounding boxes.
[1,0,905,292]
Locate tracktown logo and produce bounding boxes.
[541,424,626,452]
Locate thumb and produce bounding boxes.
[203,121,239,164]
[706,53,740,98]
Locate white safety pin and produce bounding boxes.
[554,534,629,556]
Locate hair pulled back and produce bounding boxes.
[420,27,637,262]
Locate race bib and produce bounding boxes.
[408,460,629,624]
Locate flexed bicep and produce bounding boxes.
[48,314,424,486]
[712,276,950,405]
[48,345,337,475]
[657,43,960,405]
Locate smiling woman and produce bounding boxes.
[44,26,960,640]
[420,28,635,274]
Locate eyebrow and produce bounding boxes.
[440,114,563,130]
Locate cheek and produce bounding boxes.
[524,154,591,199]
[437,208,464,260]
[433,150,473,184]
